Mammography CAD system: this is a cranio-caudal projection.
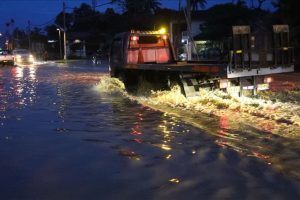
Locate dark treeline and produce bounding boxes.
[8,0,300,57]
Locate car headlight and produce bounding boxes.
[29,55,34,62]
[16,55,22,62]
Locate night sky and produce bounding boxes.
[1,0,273,32]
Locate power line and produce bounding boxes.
[65,0,114,10]
[32,16,56,28]
[23,1,116,30]
[95,1,115,8]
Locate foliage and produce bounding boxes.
[115,0,161,15]
[200,3,255,40]
[190,0,207,10]
[8,0,298,58]
[12,28,28,49]
[272,0,300,27]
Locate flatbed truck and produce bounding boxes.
[109,25,294,97]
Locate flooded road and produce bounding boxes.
[0,61,299,199]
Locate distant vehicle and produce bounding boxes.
[0,50,14,65]
[12,49,34,64]
[91,49,104,64]
[199,47,221,59]
[177,47,187,61]
[178,52,187,61]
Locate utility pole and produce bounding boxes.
[186,0,192,60]
[28,20,31,50]
[63,2,67,61]
[57,28,62,59]
[92,0,97,11]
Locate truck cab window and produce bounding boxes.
[111,38,123,63]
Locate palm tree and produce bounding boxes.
[116,0,161,15]
[190,0,207,11]
[144,0,161,13]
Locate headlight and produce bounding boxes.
[16,55,22,62]
[29,55,34,62]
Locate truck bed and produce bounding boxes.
[123,61,227,75]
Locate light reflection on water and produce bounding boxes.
[0,66,37,113]
[0,62,299,199]
[216,115,300,179]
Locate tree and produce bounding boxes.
[190,0,207,11]
[54,11,73,31]
[12,28,27,48]
[199,3,254,40]
[115,0,161,15]
[256,0,267,9]
[71,3,98,31]
[272,0,300,26]
[236,0,247,7]
[249,0,268,10]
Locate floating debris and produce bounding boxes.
[169,178,180,183]
[118,148,142,160]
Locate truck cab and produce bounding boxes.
[109,30,175,76]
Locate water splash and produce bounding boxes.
[93,76,125,95]
[141,87,300,138]
[94,76,300,138]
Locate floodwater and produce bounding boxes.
[0,61,299,200]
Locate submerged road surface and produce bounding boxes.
[0,61,299,200]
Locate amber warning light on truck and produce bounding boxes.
[158,27,166,34]
[130,35,167,41]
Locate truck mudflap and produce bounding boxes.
[179,75,200,97]
[178,73,219,97]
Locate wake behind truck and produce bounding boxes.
[109,25,294,97]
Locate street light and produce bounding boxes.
[56,28,62,59]
[55,24,67,61]
[63,29,67,61]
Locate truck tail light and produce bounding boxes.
[131,36,139,41]
[264,77,273,83]
[162,35,168,40]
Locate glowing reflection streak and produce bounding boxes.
[29,66,36,80]
[15,67,23,78]
[0,72,6,112]
[216,115,230,148]
[169,178,180,183]
[153,143,172,151]
[130,112,144,144]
